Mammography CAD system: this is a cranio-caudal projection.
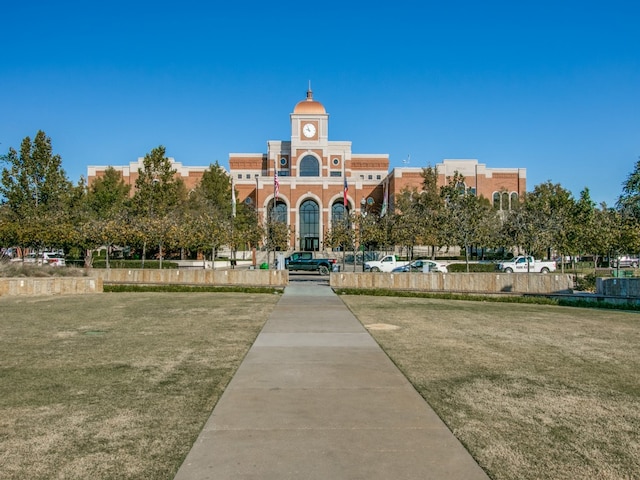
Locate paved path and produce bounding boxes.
[174,284,489,479]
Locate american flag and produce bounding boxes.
[274,169,279,201]
[231,177,236,217]
[343,177,348,207]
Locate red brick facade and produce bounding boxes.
[87,90,525,250]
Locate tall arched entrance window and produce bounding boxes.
[299,155,320,176]
[269,199,287,223]
[299,199,320,251]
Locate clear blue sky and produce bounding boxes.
[1,1,638,206]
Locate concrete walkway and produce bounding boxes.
[174,284,489,480]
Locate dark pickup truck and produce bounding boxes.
[284,252,337,275]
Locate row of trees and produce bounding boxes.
[1,131,639,271]
[0,131,275,267]
[325,165,640,272]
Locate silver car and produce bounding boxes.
[392,259,448,273]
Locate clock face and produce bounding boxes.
[302,123,316,138]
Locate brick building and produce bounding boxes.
[88,89,526,251]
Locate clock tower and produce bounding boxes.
[291,87,328,146]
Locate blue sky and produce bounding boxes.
[1,1,638,206]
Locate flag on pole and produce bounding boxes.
[343,176,348,207]
[274,168,279,201]
[231,177,236,218]
[380,178,388,217]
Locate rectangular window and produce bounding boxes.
[368,175,373,180]
[376,175,381,180]
[238,174,243,179]
[330,171,342,177]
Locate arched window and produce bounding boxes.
[269,200,287,223]
[510,192,519,208]
[331,202,349,224]
[493,192,501,209]
[501,192,509,210]
[300,155,320,177]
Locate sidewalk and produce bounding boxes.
[174,284,489,479]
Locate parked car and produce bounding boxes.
[284,251,337,275]
[497,256,556,273]
[612,256,639,268]
[9,251,65,267]
[13,253,43,265]
[43,252,66,267]
[364,254,411,272]
[391,259,448,273]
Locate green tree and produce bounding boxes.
[190,162,233,216]
[503,181,574,261]
[129,146,187,264]
[566,188,597,271]
[0,131,72,254]
[420,165,447,257]
[264,215,290,254]
[130,146,186,218]
[617,157,640,219]
[324,217,355,270]
[86,167,130,218]
[440,173,497,271]
[392,187,424,259]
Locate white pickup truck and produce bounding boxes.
[498,256,556,273]
[364,255,410,273]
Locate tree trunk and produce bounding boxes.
[84,249,93,268]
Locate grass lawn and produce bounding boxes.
[341,295,640,480]
[0,292,279,480]
[3,290,640,479]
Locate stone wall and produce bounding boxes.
[596,277,640,297]
[330,272,574,295]
[0,277,103,297]
[91,268,289,287]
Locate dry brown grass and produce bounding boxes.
[342,295,640,480]
[0,260,87,277]
[0,292,279,480]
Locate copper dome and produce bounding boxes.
[293,89,326,114]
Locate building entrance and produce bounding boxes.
[303,237,319,251]
[299,199,320,251]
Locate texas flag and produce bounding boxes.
[343,177,348,207]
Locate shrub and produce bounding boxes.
[447,262,498,273]
[90,260,179,269]
[575,273,596,292]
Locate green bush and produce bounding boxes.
[91,260,179,269]
[447,262,498,273]
[575,273,596,292]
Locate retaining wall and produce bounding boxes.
[330,272,574,295]
[0,277,103,297]
[92,268,289,287]
[596,277,640,298]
